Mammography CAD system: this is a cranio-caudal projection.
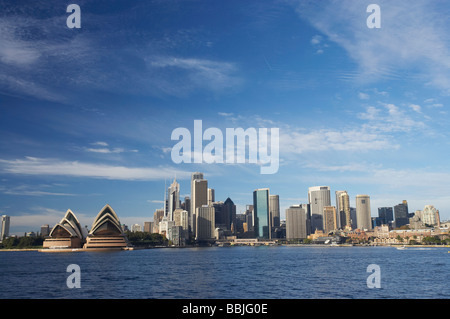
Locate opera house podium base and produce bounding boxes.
[83,235,129,250]
[42,237,83,249]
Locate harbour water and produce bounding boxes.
[1,246,449,299]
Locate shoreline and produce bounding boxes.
[1,243,449,252]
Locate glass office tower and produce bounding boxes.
[253,188,271,239]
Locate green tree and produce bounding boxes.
[422,236,441,245]
[1,237,18,249]
[125,231,167,247]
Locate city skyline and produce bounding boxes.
[1,1,450,235]
[1,173,446,236]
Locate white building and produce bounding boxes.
[422,205,440,226]
[308,186,331,232]
[131,224,142,232]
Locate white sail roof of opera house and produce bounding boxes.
[89,204,124,236]
[49,209,87,239]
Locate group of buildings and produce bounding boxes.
[147,173,447,246]
[1,171,447,248]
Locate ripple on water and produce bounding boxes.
[1,247,449,299]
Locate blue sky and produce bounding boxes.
[1,0,450,235]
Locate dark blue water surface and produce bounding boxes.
[1,246,449,299]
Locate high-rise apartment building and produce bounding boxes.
[253,188,271,239]
[308,186,331,232]
[356,195,372,230]
[1,215,10,240]
[422,205,440,226]
[286,205,309,240]
[269,194,280,228]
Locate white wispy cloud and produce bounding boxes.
[310,34,328,54]
[218,112,234,117]
[83,142,138,154]
[294,0,450,92]
[0,185,77,197]
[0,157,191,181]
[358,92,370,100]
[358,102,428,134]
[147,56,243,94]
[408,104,422,113]
[279,126,395,155]
[0,7,244,102]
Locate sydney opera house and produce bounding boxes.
[42,204,130,251]
[42,209,87,249]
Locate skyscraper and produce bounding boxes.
[207,188,215,206]
[394,200,409,228]
[286,205,309,240]
[308,186,331,232]
[190,172,207,236]
[167,178,180,221]
[223,198,236,233]
[335,190,347,228]
[378,207,394,225]
[245,205,254,233]
[269,194,280,228]
[323,206,337,234]
[1,215,10,240]
[356,195,372,230]
[196,205,215,242]
[338,192,351,229]
[349,207,357,229]
[253,188,271,239]
[153,209,164,233]
[173,208,189,240]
